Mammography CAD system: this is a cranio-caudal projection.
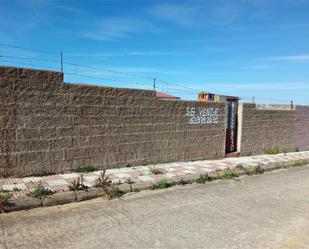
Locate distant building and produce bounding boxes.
[156,91,180,100]
[198,91,239,102]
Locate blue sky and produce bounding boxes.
[0,0,309,104]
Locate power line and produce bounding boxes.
[64,62,154,81]
[63,72,152,88]
[0,42,59,55]
[0,58,61,71]
[0,54,59,64]
[156,79,200,92]
[0,42,200,93]
[155,87,198,94]
[0,42,296,104]
[0,58,153,88]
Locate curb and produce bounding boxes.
[4,158,309,213]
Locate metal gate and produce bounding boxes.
[225,100,238,154]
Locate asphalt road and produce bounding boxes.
[1,167,309,249]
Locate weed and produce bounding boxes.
[235,164,247,171]
[108,186,124,199]
[73,166,96,173]
[31,183,55,206]
[133,188,140,193]
[12,187,21,192]
[94,170,112,190]
[68,174,89,191]
[94,170,123,198]
[295,147,300,152]
[248,165,265,175]
[292,160,305,167]
[125,178,135,192]
[149,167,164,175]
[264,147,280,155]
[196,174,211,184]
[151,180,175,190]
[178,178,191,185]
[0,191,12,212]
[26,172,56,177]
[218,170,239,180]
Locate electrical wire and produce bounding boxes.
[0,54,59,64]
[0,42,59,55]
[64,62,154,81]
[0,58,61,71]
[0,42,295,103]
[63,72,152,87]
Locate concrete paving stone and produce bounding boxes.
[61,173,80,179]
[114,173,133,178]
[138,175,154,182]
[165,173,176,178]
[153,175,165,181]
[46,179,69,187]
[44,175,63,181]
[2,151,309,200]
[48,185,68,192]
[199,168,213,173]
[93,170,105,176]
[182,165,196,170]
[111,178,125,184]
[166,168,176,172]
[23,177,43,183]
[82,181,94,187]
[83,175,99,182]
[2,183,27,191]
[128,171,142,177]
[183,170,195,174]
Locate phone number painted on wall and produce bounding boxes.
[186,107,219,124]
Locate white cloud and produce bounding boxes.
[84,17,159,41]
[148,3,201,27]
[208,1,246,26]
[54,4,87,14]
[65,50,184,58]
[207,82,309,90]
[240,65,273,70]
[269,55,309,62]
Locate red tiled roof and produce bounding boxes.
[156,92,179,99]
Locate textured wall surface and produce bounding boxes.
[240,103,295,156]
[0,66,226,176]
[294,106,309,151]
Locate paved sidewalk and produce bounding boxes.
[1,151,309,200]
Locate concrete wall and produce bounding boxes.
[294,106,309,151]
[2,66,309,177]
[0,66,226,176]
[240,103,295,156]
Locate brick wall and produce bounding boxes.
[0,66,226,177]
[294,106,309,151]
[240,103,295,156]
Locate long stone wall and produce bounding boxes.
[240,103,295,156]
[0,66,226,176]
[2,66,309,177]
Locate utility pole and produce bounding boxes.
[252,96,255,103]
[153,78,156,91]
[60,51,63,73]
